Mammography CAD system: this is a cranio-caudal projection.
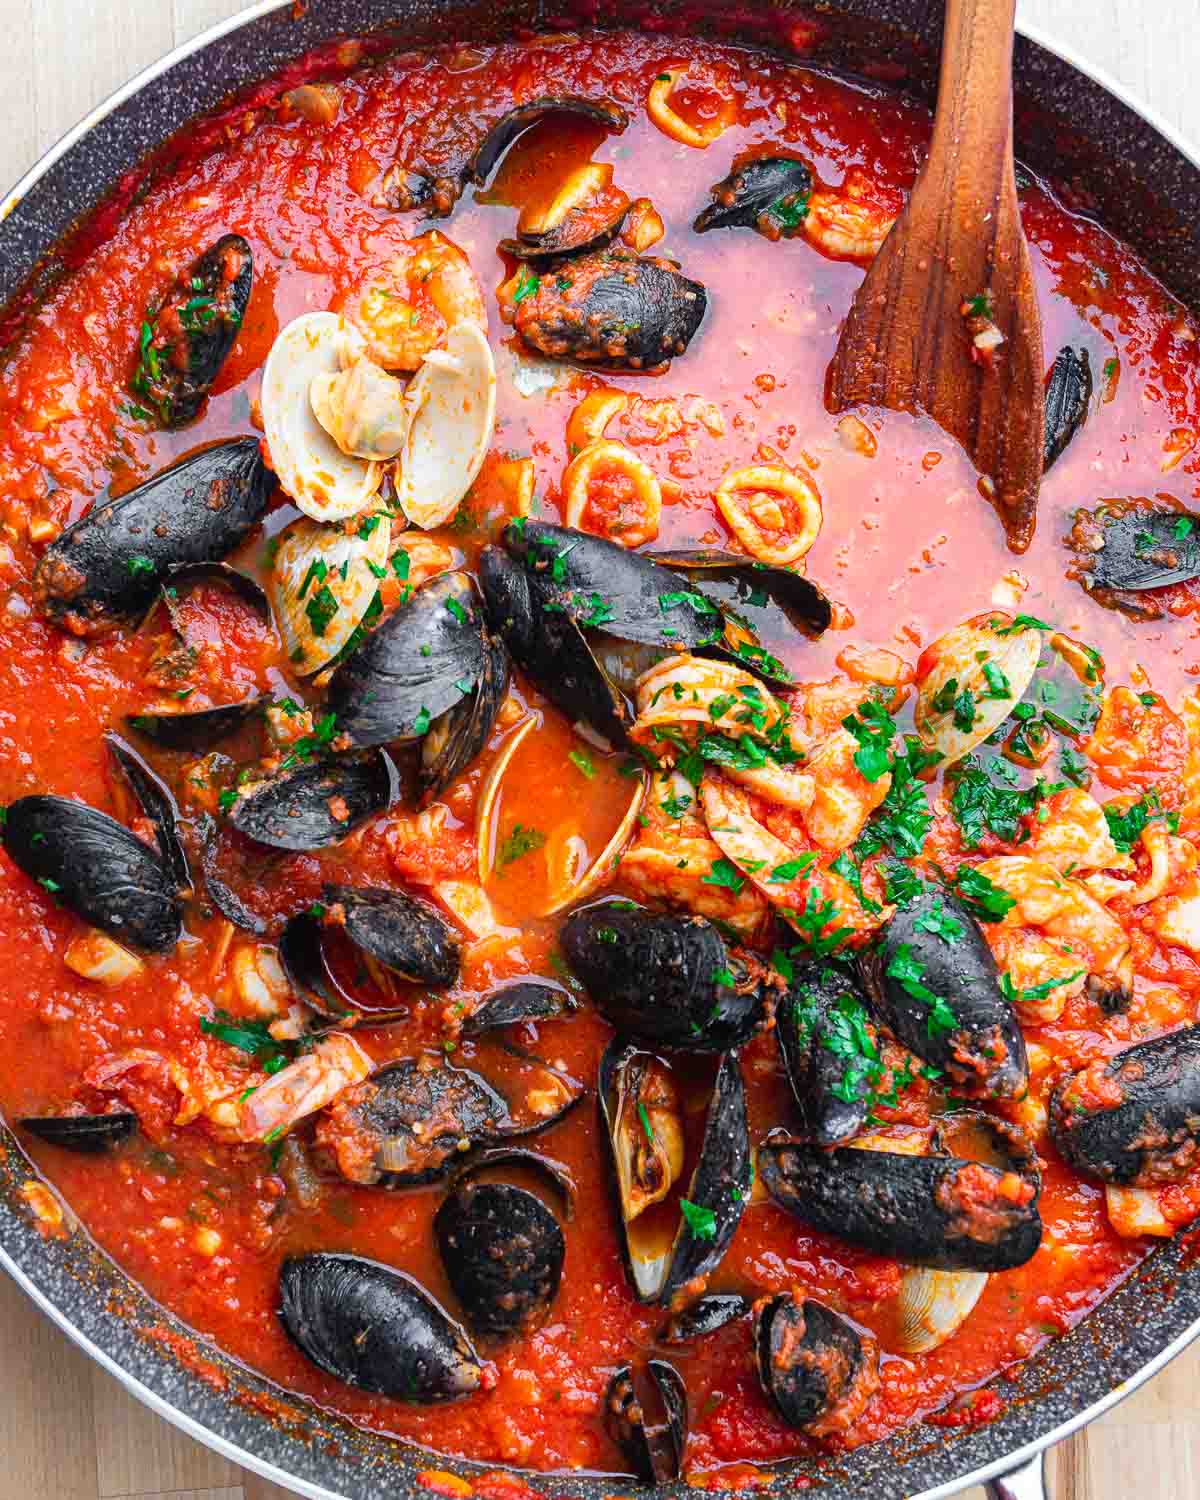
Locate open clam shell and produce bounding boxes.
[395,320,497,530]
[893,1266,989,1353]
[261,312,382,521]
[271,513,391,676]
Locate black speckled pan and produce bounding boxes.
[1,4,1198,1497]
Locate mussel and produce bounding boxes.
[1049,1026,1200,1184]
[600,1042,751,1306]
[279,1253,484,1401]
[1043,345,1092,470]
[228,749,399,852]
[127,696,264,751]
[280,884,460,1018]
[434,1154,568,1345]
[500,163,631,261]
[3,795,183,952]
[659,1293,751,1345]
[327,570,509,797]
[859,887,1028,1098]
[467,97,630,186]
[106,731,191,894]
[693,156,813,236]
[1067,500,1200,619]
[759,1128,1042,1271]
[563,902,769,1052]
[508,247,706,372]
[20,1112,138,1153]
[777,961,877,1146]
[132,234,253,427]
[753,1294,880,1438]
[460,980,575,1036]
[604,1360,687,1484]
[33,438,271,636]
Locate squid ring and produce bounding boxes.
[715,463,822,566]
[563,439,662,548]
[566,387,629,453]
[646,65,735,150]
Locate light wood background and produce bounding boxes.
[0,0,1197,1496]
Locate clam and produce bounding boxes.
[271,513,392,676]
[892,1265,989,1354]
[261,312,382,521]
[394,320,497,530]
[913,613,1041,766]
[310,356,409,461]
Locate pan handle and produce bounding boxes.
[985,1452,1047,1500]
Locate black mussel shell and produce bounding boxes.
[328,571,495,753]
[420,629,510,796]
[127,695,265,752]
[777,961,873,1146]
[498,201,629,261]
[34,438,270,635]
[511,248,706,371]
[758,1139,1042,1271]
[160,559,272,621]
[859,888,1027,1098]
[3,795,182,952]
[461,980,575,1037]
[105,732,190,894]
[444,1144,575,1214]
[135,234,253,427]
[562,902,767,1051]
[467,96,629,186]
[693,155,813,235]
[1050,1026,1200,1185]
[197,814,267,935]
[1068,502,1200,618]
[21,1112,138,1152]
[435,1179,565,1344]
[659,1293,751,1345]
[279,1253,483,1401]
[1043,346,1092,470]
[754,1294,879,1436]
[660,1052,751,1307]
[325,884,461,988]
[229,750,398,852]
[604,1360,687,1484]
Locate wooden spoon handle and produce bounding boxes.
[928,0,1019,202]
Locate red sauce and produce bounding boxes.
[0,27,1197,1481]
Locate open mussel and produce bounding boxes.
[315,1048,584,1187]
[777,961,876,1147]
[759,1123,1042,1271]
[132,234,253,427]
[1050,1026,1200,1184]
[500,163,631,261]
[754,1294,880,1438]
[1067,500,1200,619]
[279,1253,484,1401]
[280,884,460,1018]
[127,696,264,751]
[693,156,813,237]
[21,1112,138,1153]
[434,1153,569,1345]
[563,903,769,1051]
[229,749,398,852]
[506,247,705,373]
[604,1360,687,1484]
[327,570,509,796]
[659,1293,751,1345]
[467,97,629,186]
[3,795,183,952]
[859,887,1028,1098]
[105,731,191,894]
[34,438,270,636]
[1043,345,1092,470]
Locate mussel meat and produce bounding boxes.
[132,234,253,427]
[34,438,270,636]
[1049,1026,1200,1184]
[562,902,769,1051]
[507,247,706,372]
[859,887,1028,1098]
[1043,345,1092,471]
[693,156,813,237]
[1067,500,1200,619]
[229,749,399,852]
[604,1360,687,1484]
[754,1294,880,1438]
[3,795,183,952]
[21,1112,138,1153]
[658,1293,751,1345]
[279,1253,484,1401]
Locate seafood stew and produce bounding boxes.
[3,24,1200,1485]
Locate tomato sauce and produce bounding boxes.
[0,27,1198,1482]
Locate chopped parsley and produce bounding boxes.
[1103,790,1176,853]
[999,969,1084,1006]
[497,823,547,868]
[701,857,746,894]
[568,748,596,779]
[884,945,958,1036]
[512,266,540,304]
[953,866,1016,921]
[126,554,156,579]
[679,1198,717,1240]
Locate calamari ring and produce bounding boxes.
[715,463,822,566]
[565,387,629,453]
[646,65,735,149]
[563,438,662,548]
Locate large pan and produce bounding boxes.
[0,4,1197,1498]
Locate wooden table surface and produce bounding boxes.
[0,0,1198,1495]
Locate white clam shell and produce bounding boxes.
[914,614,1042,767]
[262,312,382,521]
[893,1265,989,1353]
[396,320,497,530]
[271,513,391,676]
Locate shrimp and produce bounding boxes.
[974,855,1133,1008]
[1084,685,1188,797]
[237,1034,373,1143]
[802,728,891,852]
[1025,788,1124,874]
[344,231,486,372]
[986,926,1088,1023]
[803,168,899,263]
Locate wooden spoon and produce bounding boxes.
[826,0,1044,553]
